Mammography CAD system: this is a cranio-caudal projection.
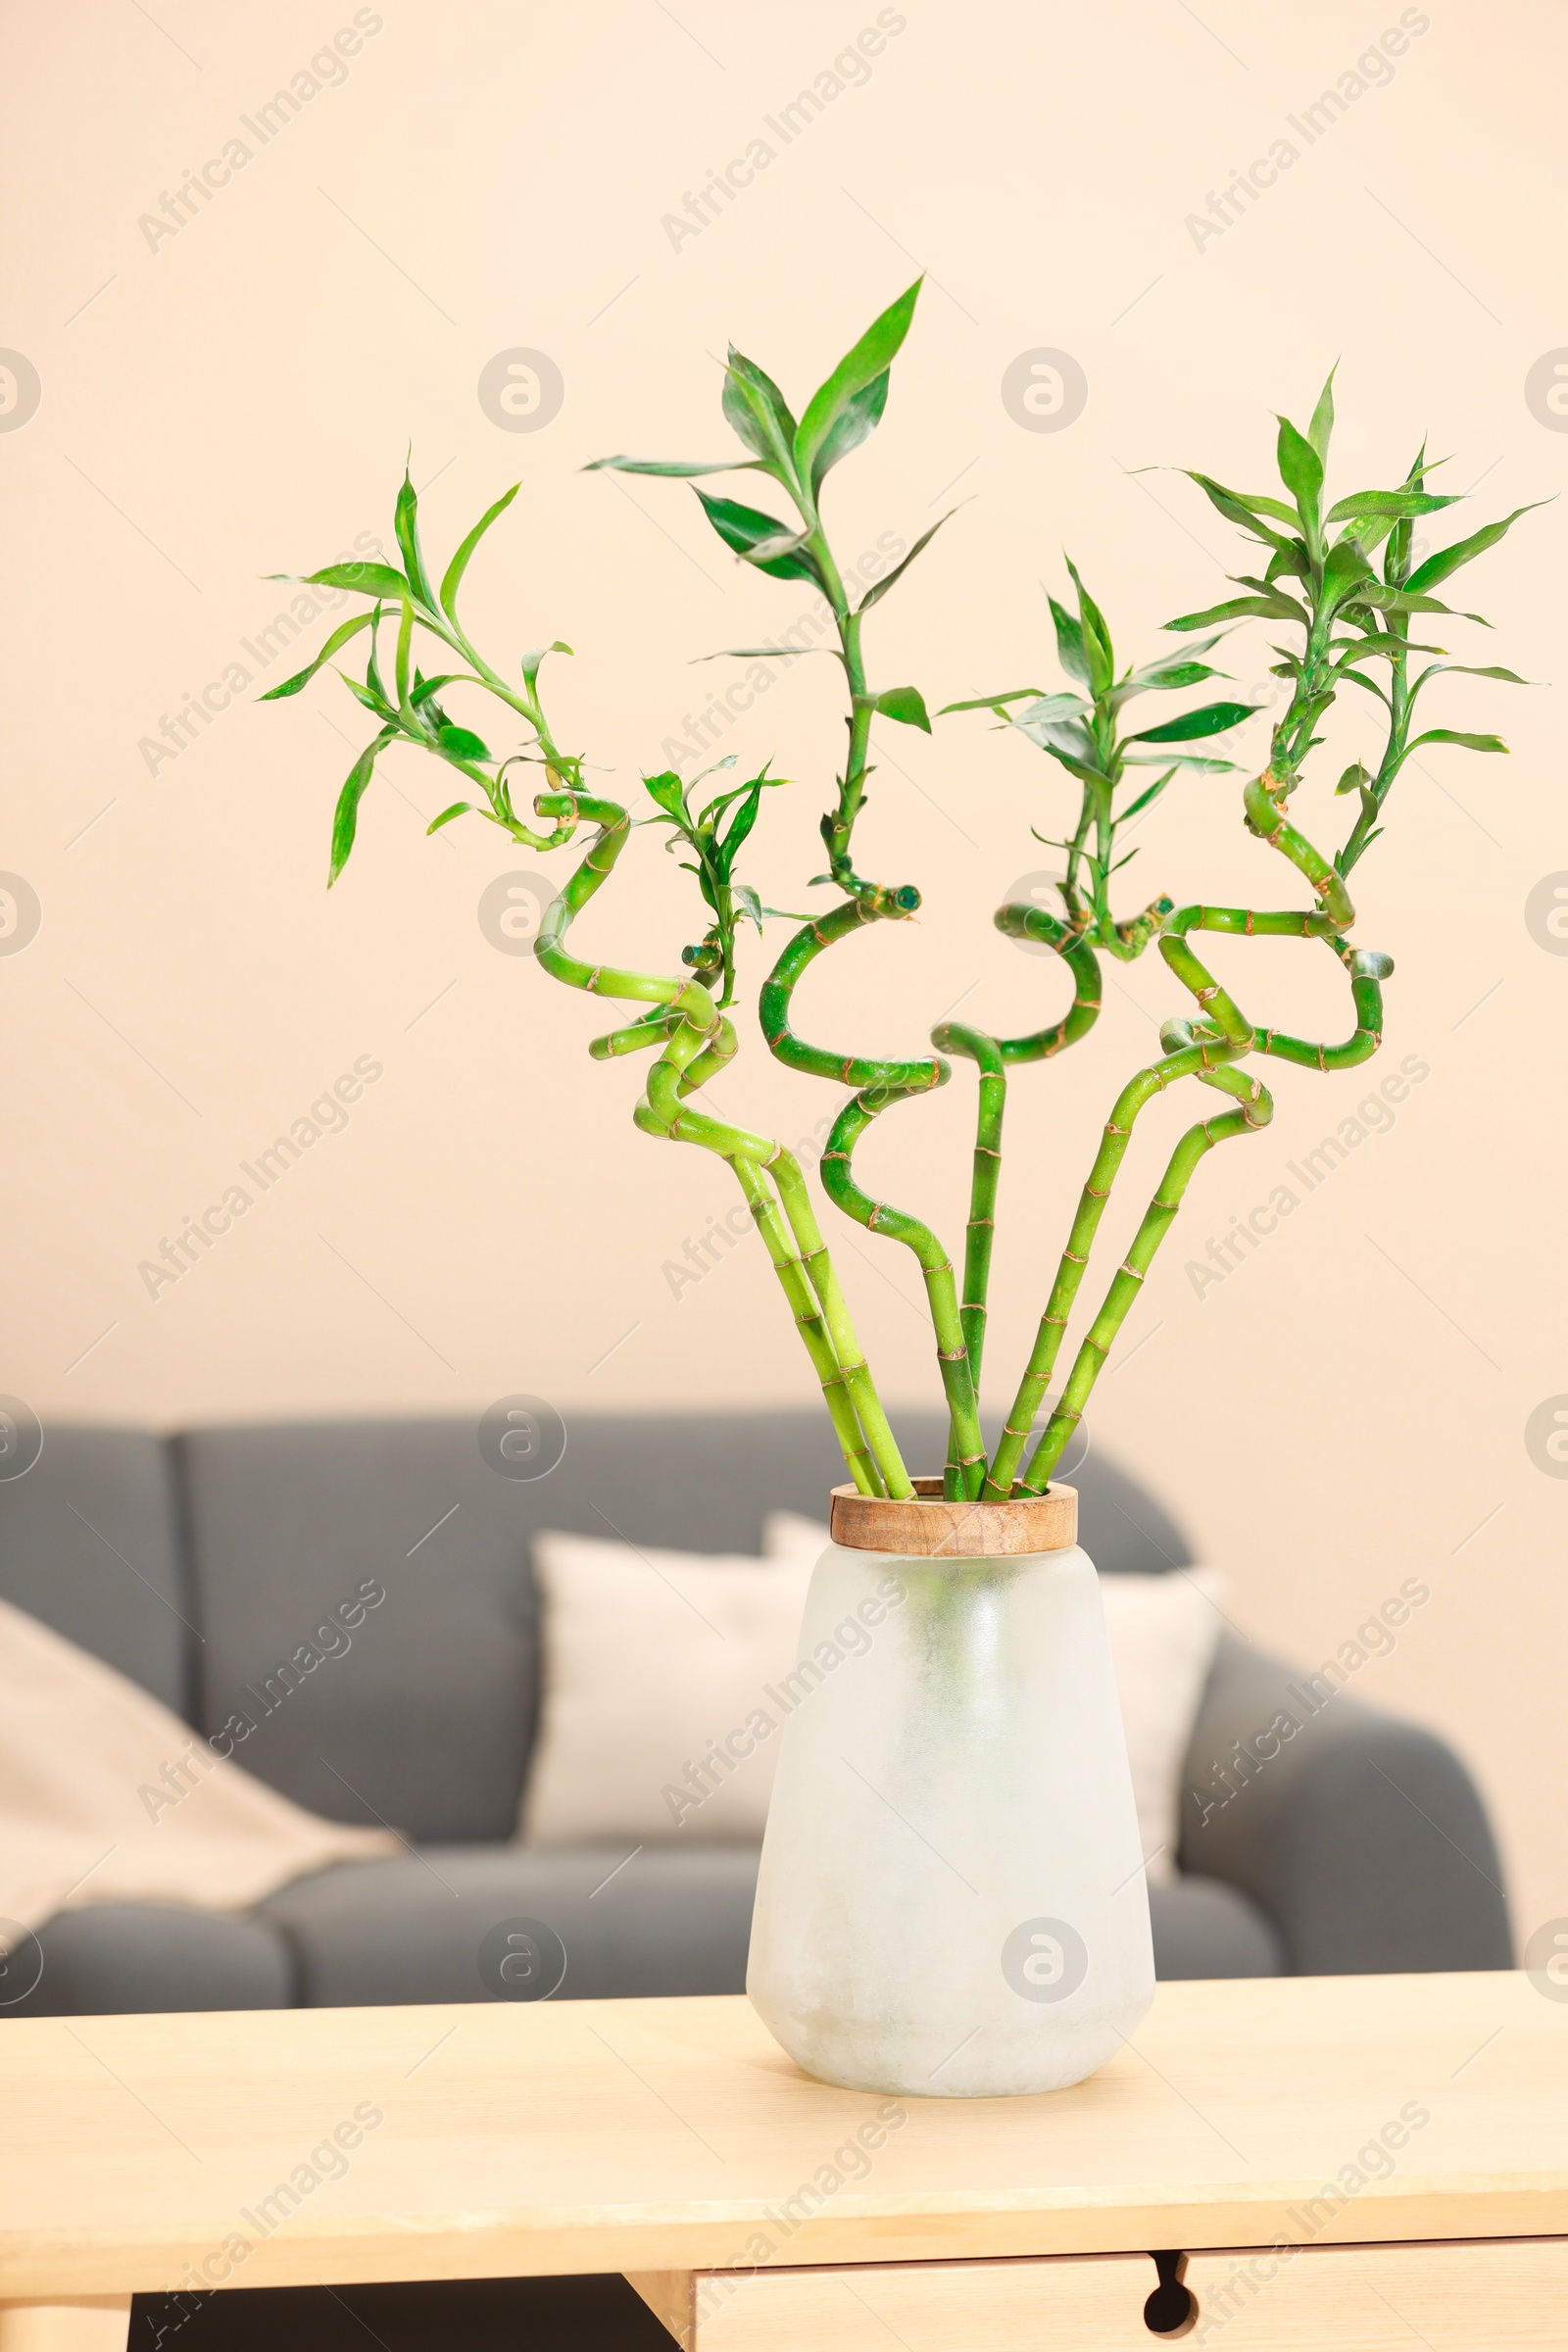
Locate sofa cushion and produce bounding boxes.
[10,1902,295,2015]
[174,1413,1195,1847]
[0,1425,190,1713]
[257,1845,1276,2009]
[256,1846,761,2005]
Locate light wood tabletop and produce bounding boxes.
[1,1970,1565,2311]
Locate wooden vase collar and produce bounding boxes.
[828,1477,1078,1559]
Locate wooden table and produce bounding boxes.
[3,1972,1566,2350]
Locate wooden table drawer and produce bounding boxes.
[631,2235,1568,2349]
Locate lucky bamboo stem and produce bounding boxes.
[533,789,885,1496]
[1017,1052,1273,1494]
[929,1023,1006,1392]
[819,1079,987,1499]
[762,900,978,1490]
[985,940,1255,1500]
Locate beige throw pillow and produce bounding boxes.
[0,1596,397,1935]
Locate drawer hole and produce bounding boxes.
[1144,2250,1196,2337]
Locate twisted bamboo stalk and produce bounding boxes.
[532,788,896,1497]
[761,905,973,1493]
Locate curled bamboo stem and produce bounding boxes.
[533,789,884,1497]
[819,1075,986,1499]
[990,901,1104,1064]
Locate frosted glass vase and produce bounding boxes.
[747,1481,1154,2098]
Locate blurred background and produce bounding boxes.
[4,0,1564,1940]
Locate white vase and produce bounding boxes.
[747,1484,1154,2098]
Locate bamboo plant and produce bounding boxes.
[264,287,1530,1505]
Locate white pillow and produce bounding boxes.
[519,1531,818,1846]
[520,1516,1220,1877]
[762,1516,1223,1883]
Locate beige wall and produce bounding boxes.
[5,1,1566,1938]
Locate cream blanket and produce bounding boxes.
[0,1595,396,1934]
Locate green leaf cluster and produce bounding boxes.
[943,562,1257,954]
[262,471,579,883]
[640,758,794,1005]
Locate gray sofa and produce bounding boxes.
[0,1411,1510,2018]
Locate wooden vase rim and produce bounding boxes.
[828,1477,1078,1559]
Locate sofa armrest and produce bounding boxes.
[1177,1633,1512,1975]
[11,1903,295,2015]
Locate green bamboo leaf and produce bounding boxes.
[693,645,835,662]
[1064,557,1114,689]
[584,455,758,476]
[1118,766,1177,820]
[1335,630,1443,659]
[721,349,799,484]
[694,490,824,583]
[340,673,394,718]
[1186,472,1293,547]
[1117,660,1224,701]
[277,562,411,601]
[642,770,688,818]
[1407,728,1510,755]
[437,722,492,762]
[873,685,932,732]
[937,687,1047,714]
[1121,751,1241,771]
[794,278,921,494]
[427,801,478,833]
[439,482,520,616]
[1417,662,1530,684]
[1405,504,1544,593]
[258,611,375,700]
[809,370,889,493]
[717,780,766,867]
[1275,415,1324,529]
[1164,592,1305,632]
[858,508,959,611]
[394,471,437,609]
[1325,487,1460,525]
[1306,367,1336,462]
[1336,760,1372,796]
[1129,699,1257,744]
[1045,593,1090,687]
[734,881,764,931]
[520,640,573,693]
[329,728,394,886]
